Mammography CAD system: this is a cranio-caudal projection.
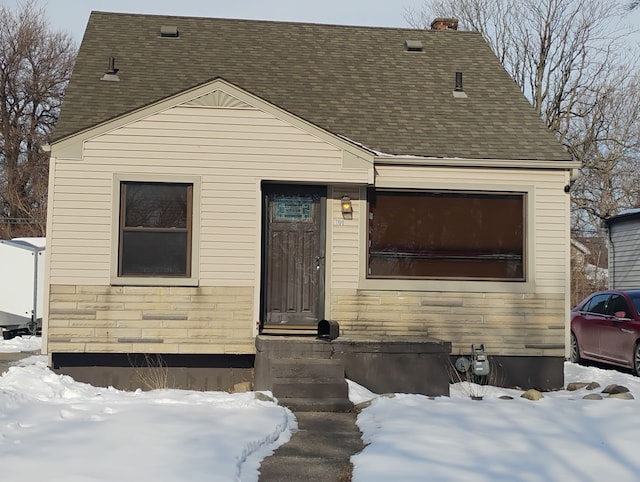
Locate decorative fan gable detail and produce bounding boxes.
[184,90,255,109]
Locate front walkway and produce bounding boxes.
[0,351,35,375]
[258,411,364,481]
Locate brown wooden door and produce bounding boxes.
[263,184,326,328]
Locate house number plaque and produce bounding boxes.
[273,197,312,222]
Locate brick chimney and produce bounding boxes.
[430,18,459,30]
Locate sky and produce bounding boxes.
[3,336,640,481]
[6,0,428,42]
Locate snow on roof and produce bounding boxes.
[618,207,640,217]
[10,237,46,249]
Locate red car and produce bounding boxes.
[570,290,640,374]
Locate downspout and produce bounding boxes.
[31,246,45,333]
[605,220,615,290]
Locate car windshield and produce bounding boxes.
[630,293,640,316]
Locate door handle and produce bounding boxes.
[315,256,325,270]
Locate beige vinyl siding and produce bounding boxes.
[324,164,568,356]
[371,164,569,293]
[48,105,371,287]
[328,186,361,290]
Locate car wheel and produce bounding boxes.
[570,332,581,364]
[633,342,640,376]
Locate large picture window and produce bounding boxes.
[368,190,525,281]
[118,181,192,277]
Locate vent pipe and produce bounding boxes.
[100,56,120,82]
[455,72,463,91]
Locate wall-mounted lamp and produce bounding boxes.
[341,195,353,216]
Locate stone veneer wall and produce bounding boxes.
[47,285,255,354]
[331,289,565,357]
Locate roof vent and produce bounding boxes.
[100,56,120,82]
[453,71,467,98]
[160,25,179,38]
[404,40,423,52]
[431,18,459,30]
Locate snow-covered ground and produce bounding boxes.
[0,335,42,353]
[2,336,639,481]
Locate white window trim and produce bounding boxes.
[358,184,536,294]
[110,173,201,286]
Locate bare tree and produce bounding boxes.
[0,0,76,238]
[568,70,640,229]
[405,0,640,232]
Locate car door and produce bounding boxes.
[598,293,637,366]
[573,293,609,359]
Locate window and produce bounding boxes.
[118,181,192,277]
[583,293,608,314]
[367,190,525,281]
[606,294,631,319]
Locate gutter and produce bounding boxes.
[373,155,580,170]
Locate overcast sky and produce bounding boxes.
[3,1,639,47]
[9,0,429,42]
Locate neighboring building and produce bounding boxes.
[604,209,640,290]
[43,13,577,393]
[570,238,608,307]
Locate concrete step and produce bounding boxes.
[258,454,353,480]
[295,411,361,432]
[255,336,335,359]
[272,378,348,399]
[271,358,345,379]
[272,430,364,458]
[277,397,354,412]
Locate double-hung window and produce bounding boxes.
[118,181,193,277]
[367,190,526,281]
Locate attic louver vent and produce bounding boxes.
[160,26,179,38]
[404,40,423,52]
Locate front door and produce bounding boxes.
[262,184,326,330]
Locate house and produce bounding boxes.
[604,208,640,290]
[570,238,607,306]
[43,12,577,396]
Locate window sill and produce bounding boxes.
[110,276,199,287]
[358,277,535,294]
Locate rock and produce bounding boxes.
[521,389,544,401]
[582,393,603,400]
[353,400,374,412]
[567,381,601,391]
[609,392,635,400]
[233,381,252,393]
[498,395,514,400]
[255,392,275,402]
[567,382,589,391]
[602,384,630,394]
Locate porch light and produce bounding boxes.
[341,195,353,215]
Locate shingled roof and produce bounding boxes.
[53,11,570,161]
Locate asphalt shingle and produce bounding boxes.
[54,12,570,161]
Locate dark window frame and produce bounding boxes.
[118,181,193,278]
[367,189,526,281]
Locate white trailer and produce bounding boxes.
[0,238,45,339]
